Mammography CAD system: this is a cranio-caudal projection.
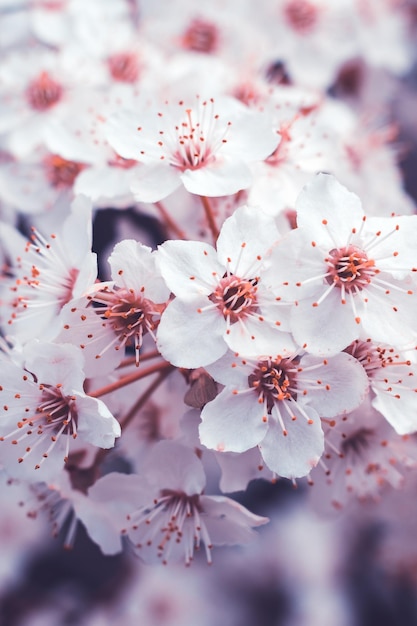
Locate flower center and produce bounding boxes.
[88,286,161,363]
[210,275,258,323]
[154,100,231,172]
[345,340,412,379]
[43,154,85,189]
[126,490,213,565]
[284,0,318,33]
[340,428,373,457]
[0,385,78,469]
[249,358,297,413]
[108,52,140,83]
[181,18,219,53]
[26,71,63,111]
[326,245,376,291]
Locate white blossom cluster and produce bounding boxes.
[0,0,416,571]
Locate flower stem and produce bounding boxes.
[89,361,174,398]
[155,201,187,239]
[119,367,173,430]
[200,195,219,242]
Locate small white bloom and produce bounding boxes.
[1,195,97,344]
[91,441,268,565]
[105,96,278,201]
[200,348,369,479]
[0,341,120,481]
[57,239,170,376]
[265,174,417,354]
[157,204,295,368]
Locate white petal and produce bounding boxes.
[181,156,252,197]
[109,240,170,302]
[200,388,268,453]
[143,441,206,495]
[259,404,324,479]
[299,352,369,417]
[157,298,227,368]
[225,316,297,357]
[75,394,121,448]
[216,204,280,276]
[296,174,364,248]
[291,290,360,355]
[130,163,182,202]
[200,495,268,544]
[158,240,222,298]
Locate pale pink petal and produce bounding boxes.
[143,441,206,496]
[216,204,280,277]
[158,240,223,298]
[157,297,227,368]
[372,380,417,435]
[225,316,297,357]
[109,240,170,302]
[199,495,268,544]
[300,353,369,417]
[181,156,252,197]
[291,289,360,355]
[259,404,324,479]
[199,388,268,453]
[296,174,364,248]
[24,341,85,391]
[362,286,417,347]
[74,393,121,448]
[130,163,182,202]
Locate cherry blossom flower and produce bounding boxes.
[0,148,87,216]
[310,400,417,512]
[0,46,99,158]
[200,348,369,478]
[105,96,278,201]
[345,339,417,435]
[0,341,120,481]
[57,239,170,376]
[257,0,356,89]
[157,204,296,368]
[264,173,417,355]
[0,195,97,344]
[89,441,268,565]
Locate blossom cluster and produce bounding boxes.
[0,0,416,573]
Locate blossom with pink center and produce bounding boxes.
[0,47,99,158]
[345,339,417,435]
[57,239,170,376]
[257,0,356,89]
[89,441,268,565]
[264,174,417,355]
[0,196,97,344]
[0,149,88,216]
[199,348,369,479]
[0,341,120,481]
[310,400,416,511]
[43,89,148,209]
[156,204,296,368]
[104,96,278,201]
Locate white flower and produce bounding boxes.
[309,399,415,511]
[157,204,295,368]
[57,239,170,376]
[199,348,369,479]
[1,195,97,344]
[345,339,417,435]
[105,96,278,201]
[0,341,120,481]
[264,174,417,355]
[89,441,268,565]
